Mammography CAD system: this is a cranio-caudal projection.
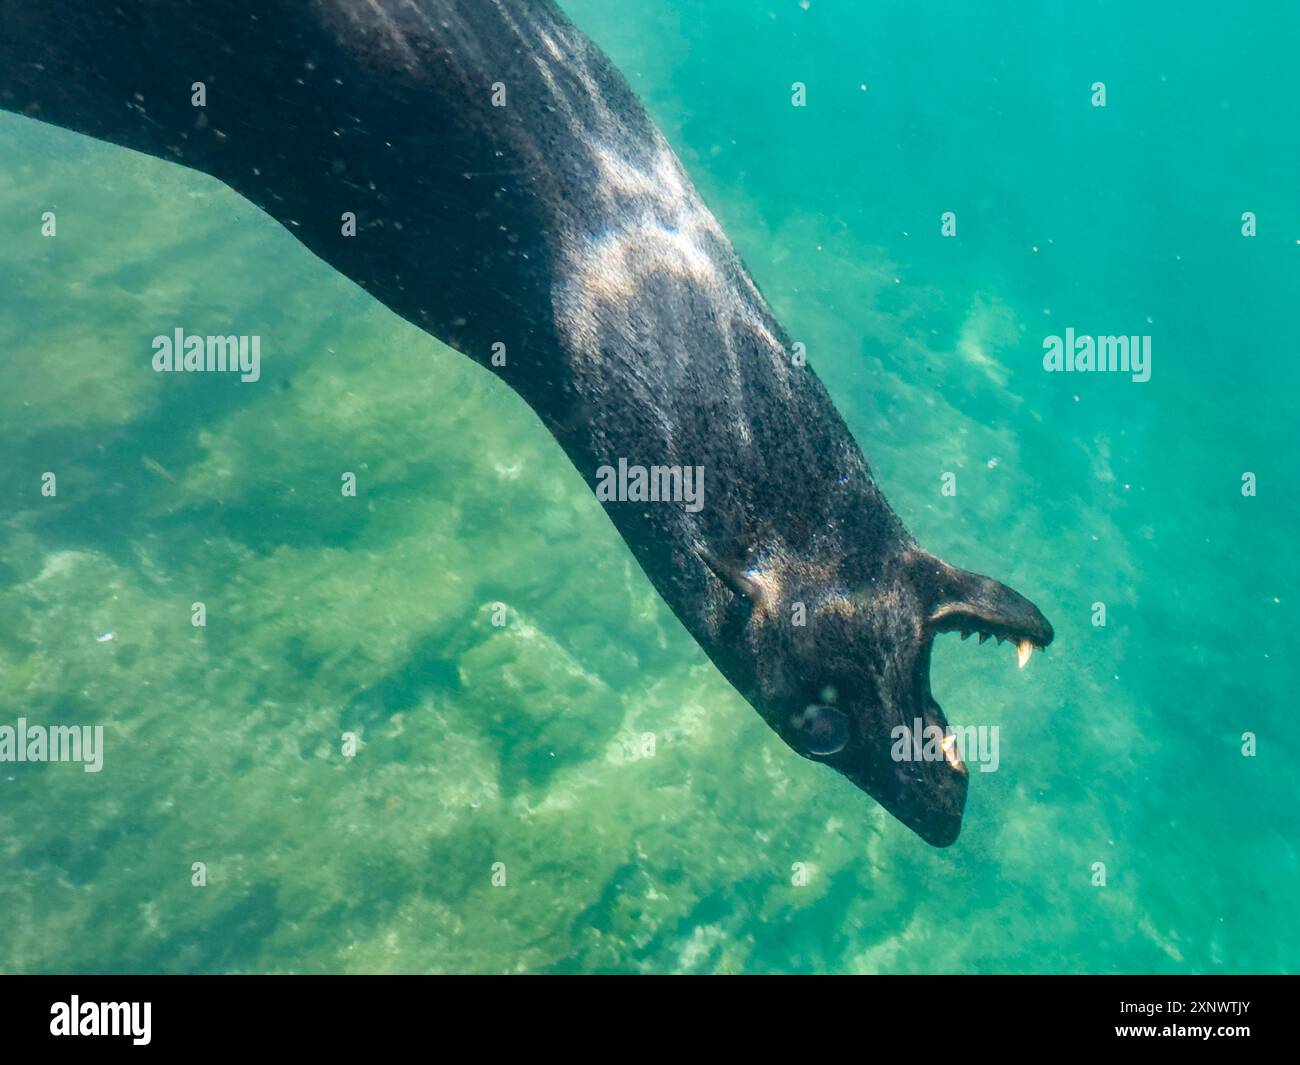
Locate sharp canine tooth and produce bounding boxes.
[1017,640,1033,669]
[979,633,990,644]
[961,631,972,640]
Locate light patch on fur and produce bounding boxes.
[493,7,789,407]
[817,595,858,620]
[555,139,781,373]
[538,29,566,62]
[743,567,782,621]
[568,215,721,313]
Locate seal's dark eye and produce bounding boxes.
[792,703,849,756]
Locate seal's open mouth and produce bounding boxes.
[918,591,1056,748]
[875,562,1055,846]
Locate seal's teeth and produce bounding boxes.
[1017,640,1033,669]
[960,630,972,640]
[978,632,991,644]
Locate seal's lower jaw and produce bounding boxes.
[914,796,965,848]
[850,736,967,847]
[905,641,969,847]
[890,750,967,847]
[831,639,968,847]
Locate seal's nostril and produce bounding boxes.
[793,704,849,756]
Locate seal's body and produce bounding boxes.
[1,0,1053,844]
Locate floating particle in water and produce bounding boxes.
[95,631,115,643]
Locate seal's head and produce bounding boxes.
[712,545,1053,846]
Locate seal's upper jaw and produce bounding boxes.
[922,567,1055,661]
[907,548,1054,646]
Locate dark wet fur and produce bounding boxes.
[0,0,1053,844]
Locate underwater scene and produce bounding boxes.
[1,0,1297,974]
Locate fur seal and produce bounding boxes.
[0,0,1053,845]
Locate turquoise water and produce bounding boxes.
[1,0,1296,973]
